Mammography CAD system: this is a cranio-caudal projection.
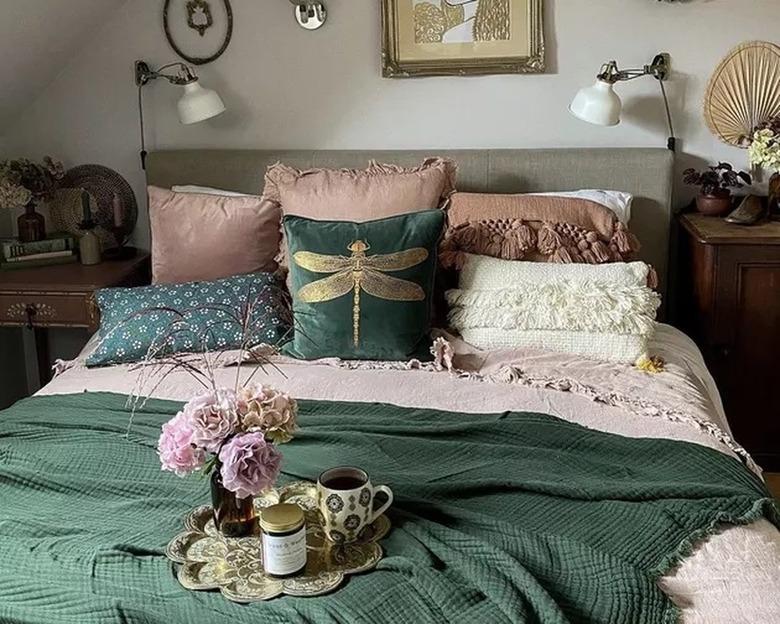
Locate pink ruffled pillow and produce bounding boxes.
[148,186,281,284]
[262,158,456,270]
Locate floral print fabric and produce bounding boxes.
[87,273,287,367]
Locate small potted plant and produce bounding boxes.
[683,162,752,216]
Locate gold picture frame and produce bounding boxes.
[382,0,544,78]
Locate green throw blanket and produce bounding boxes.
[0,392,776,624]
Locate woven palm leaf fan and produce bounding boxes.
[704,41,780,148]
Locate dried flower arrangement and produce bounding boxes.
[0,156,64,208]
[748,117,780,174]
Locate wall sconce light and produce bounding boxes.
[290,0,326,30]
[134,60,226,169]
[570,54,677,151]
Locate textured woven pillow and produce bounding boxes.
[283,210,444,361]
[440,191,642,274]
[446,255,660,364]
[87,273,288,367]
[148,186,281,284]
[263,158,456,271]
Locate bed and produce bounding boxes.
[1,148,778,624]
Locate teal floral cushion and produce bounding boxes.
[86,273,288,367]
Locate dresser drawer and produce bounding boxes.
[0,292,98,330]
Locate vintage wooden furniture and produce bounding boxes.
[676,213,780,471]
[0,254,150,385]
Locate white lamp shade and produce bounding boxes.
[569,80,622,127]
[177,81,226,125]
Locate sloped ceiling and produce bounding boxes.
[0,0,125,134]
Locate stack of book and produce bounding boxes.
[0,234,78,270]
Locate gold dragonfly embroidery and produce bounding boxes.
[293,240,429,347]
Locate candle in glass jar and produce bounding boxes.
[112,193,123,228]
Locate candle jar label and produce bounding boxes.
[261,526,306,576]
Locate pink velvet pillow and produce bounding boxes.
[149,186,281,284]
[262,158,456,269]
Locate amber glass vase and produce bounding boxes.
[210,469,256,537]
[769,172,780,220]
[17,202,45,243]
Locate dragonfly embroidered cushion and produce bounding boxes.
[283,210,445,360]
[87,273,289,367]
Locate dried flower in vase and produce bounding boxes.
[0,156,64,209]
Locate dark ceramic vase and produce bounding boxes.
[695,193,732,217]
[17,202,45,243]
[210,469,256,537]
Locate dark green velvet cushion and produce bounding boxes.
[283,210,444,360]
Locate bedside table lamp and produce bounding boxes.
[135,60,226,169]
[570,54,677,151]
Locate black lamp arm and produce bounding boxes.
[135,60,200,170]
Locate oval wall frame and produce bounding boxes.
[704,41,780,148]
[163,0,233,66]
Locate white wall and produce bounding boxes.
[5,0,779,250]
[0,0,126,128]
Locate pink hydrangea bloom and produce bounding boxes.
[186,389,239,453]
[238,383,298,444]
[218,432,282,499]
[158,411,205,476]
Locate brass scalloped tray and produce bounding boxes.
[165,481,390,602]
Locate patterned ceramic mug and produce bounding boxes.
[317,466,393,544]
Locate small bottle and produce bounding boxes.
[79,229,101,266]
[260,504,307,578]
[78,191,101,266]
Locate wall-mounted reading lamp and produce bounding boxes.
[569,54,677,151]
[134,60,226,169]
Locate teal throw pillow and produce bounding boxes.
[283,210,444,360]
[87,273,288,367]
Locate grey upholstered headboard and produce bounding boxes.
[146,148,674,300]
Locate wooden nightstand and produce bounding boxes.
[676,213,780,471]
[0,253,150,385]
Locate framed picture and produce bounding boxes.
[382,0,544,78]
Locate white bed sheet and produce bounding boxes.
[41,323,779,624]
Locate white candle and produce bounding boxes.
[112,194,122,228]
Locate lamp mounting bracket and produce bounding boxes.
[288,0,326,30]
[135,60,197,87]
[597,53,669,84]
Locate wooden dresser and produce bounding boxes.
[0,254,150,385]
[676,214,780,471]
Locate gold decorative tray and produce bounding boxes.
[165,480,390,602]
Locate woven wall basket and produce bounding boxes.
[703,41,780,148]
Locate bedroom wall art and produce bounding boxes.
[703,40,780,148]
[382,0,544,77]
[163,0,233,65]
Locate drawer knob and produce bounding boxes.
[24,304,36,329]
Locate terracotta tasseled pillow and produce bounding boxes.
[439,192,654,286]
